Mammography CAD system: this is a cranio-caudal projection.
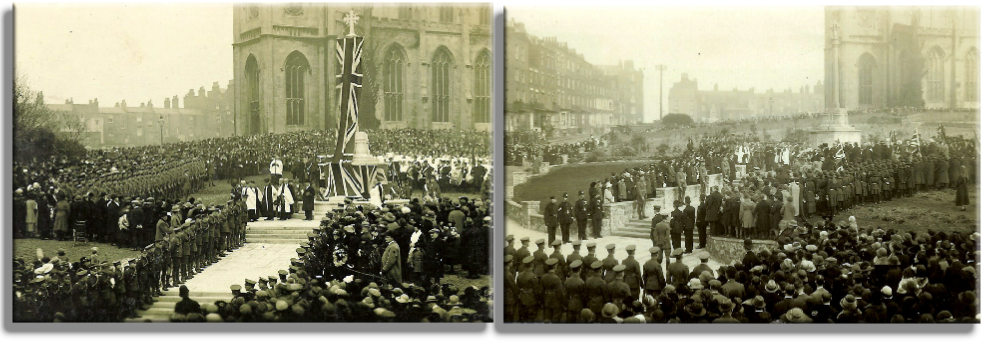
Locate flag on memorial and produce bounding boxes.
[334,35,364,160]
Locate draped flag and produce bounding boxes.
[320,162,387,198]
[333,35,364,162]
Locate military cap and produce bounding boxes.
[520,236,530,242]
[278,270,288,276]
[268,276,278,282]
[590,261,604,270]
[648,247,661,254]
[572,240,582,247]
[506,234,514,242]
[258,277,268,284]
[586,242,597,248]
[245,279,256,285]
[535,238,545,245]
[551,239,562,247]
[625,245,636,252]
[231,284,242,292]
[569,259,583,269]
[605,243,616,250]
[504,255,514,263]
[698,251,710,260]
[613,265,627,273]
[545,258,558,266]
[671,248,685,257]
[296,248,306,255]
[521,256,534,264]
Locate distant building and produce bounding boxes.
[505,19,644,135]
[825,6,979,109]
[46,81,235,148]
[668,73,824,122]
[232,3,492,134]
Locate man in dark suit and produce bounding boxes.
[302,181,316,220]
[574,191,589,241]
[173,285,200,316]
[106,195,120,246]
[558,193,574,244]
[696,194,708,248]
[670,201,684,252]
[543,197,559,245]
[683,196,696,253]
[705,186,723,235]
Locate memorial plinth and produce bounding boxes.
[809,108,862,146]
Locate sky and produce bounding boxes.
[506,6,826,122]
[15,3,234,107]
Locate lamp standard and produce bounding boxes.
[158,115,164,145]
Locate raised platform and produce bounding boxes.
[809,128,862,146]
[706,236,778,265]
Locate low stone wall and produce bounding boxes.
[706,236,778,265]
[601,202,632,236]
[505,200,525,227]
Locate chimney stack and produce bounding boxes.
[173,95,179,108]
[164,97,171,108]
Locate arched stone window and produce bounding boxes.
[384,45,405,122]
[858,53,876,106]
[966,49,979,102]
[284,51,309,126]
[431,48,452,123]
[473,51,491,123]
[926,47,945,103]
[245,55,261,134]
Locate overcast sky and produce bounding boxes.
[15,3,233,107]
[507,6,826,122]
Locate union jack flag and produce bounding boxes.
[333,36,364,162]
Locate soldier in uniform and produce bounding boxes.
[567,240,583,272]
[584,261,607,315]
[504,255,517,322]
[622,245,642,303]
[504,234,517,260]
[601,244,618,283]
[514,236,531,268]
[589,194,604,239]
[581,242,598,281]
[574,191,589,241]
[564,259,586,323]
[689,251,714,280]
[532,239,548,278]
[516,256,540,322]
[169,226,184,286]
[543,197,559,245]
[540,258,565,323]
[667,248,689,287]
[607,265,631,312]
[548,240,567,280]
[642,247,666,298]
[557,193,574,244]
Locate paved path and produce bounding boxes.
[181,243,300,293]
[505,218,723,273]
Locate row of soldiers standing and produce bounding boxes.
[503,235,705,323]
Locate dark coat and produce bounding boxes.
[705,191,723,222]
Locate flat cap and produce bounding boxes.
[535,238,545,245]
[625,245,636,252]
[649,247,661,254]
[545,258,558,266]
[551,240,562,246]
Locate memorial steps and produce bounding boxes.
[125,290,230,322]
[610,219,703,247]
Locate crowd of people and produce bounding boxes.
[535,127,977,247]
[505,223,979,323]
[13,197,249,322]
[12,127,492,322]
[164,196,493,322]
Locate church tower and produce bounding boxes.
[232,3,493,136]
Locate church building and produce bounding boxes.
[232,3,492,135]
[825,6,979,110]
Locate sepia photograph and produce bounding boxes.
[503,6,980,324]
[12,2,493,323]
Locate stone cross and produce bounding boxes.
[344,10,359,37]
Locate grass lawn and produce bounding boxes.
[14,239,143,265]
[513,161,650,211]
[820,186,979,237]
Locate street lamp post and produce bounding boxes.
[654,64,667,121]
[158,115,164,145]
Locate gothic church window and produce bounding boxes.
[285,52,309,126]
[431,49,452,123]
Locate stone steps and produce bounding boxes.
[612,220,703,246]
[125,289,230,322]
